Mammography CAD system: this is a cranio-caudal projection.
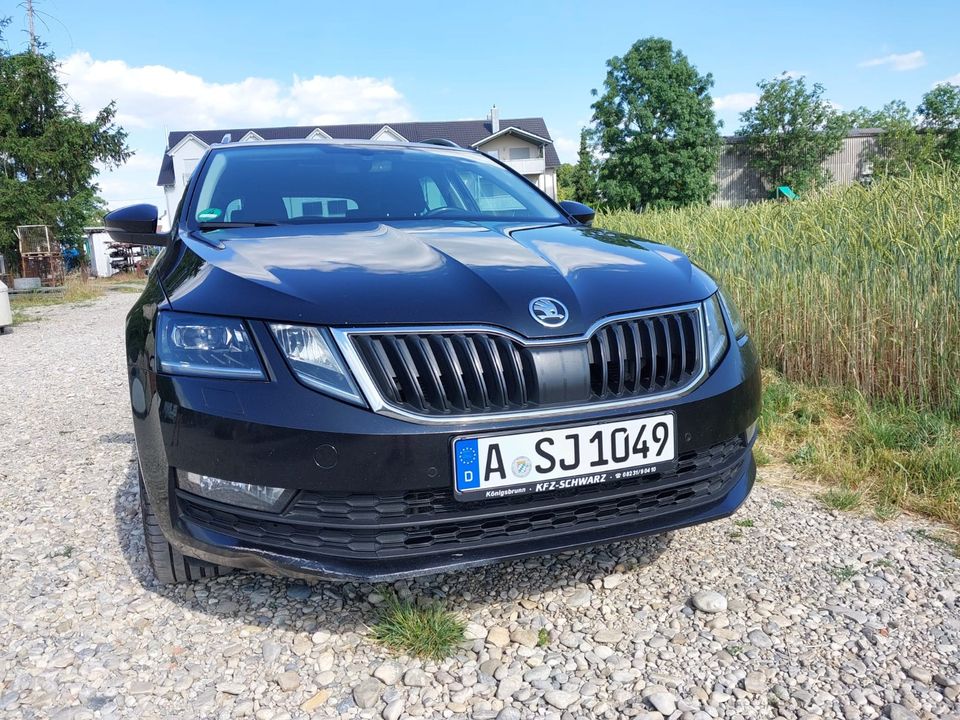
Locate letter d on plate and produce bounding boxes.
[455,439,480,491]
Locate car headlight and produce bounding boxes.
[177,470,292,512]
[269,324,364,404]
[703,293,729,369]
[718,290,747,339]
[156,312,265,379]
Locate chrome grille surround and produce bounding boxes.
[331,302,709,424]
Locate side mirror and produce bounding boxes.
[559,200,595,227]
[104,204,169,246]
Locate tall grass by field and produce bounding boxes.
[597,169,960,415]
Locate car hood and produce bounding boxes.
[162,221,716,338]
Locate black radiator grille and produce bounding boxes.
[350,307,702,416]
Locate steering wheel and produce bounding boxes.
[421,206,463,217]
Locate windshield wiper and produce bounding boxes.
[197,221,280,230]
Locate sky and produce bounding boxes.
[4,1,959,210]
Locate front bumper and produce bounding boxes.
[130,306,761,581]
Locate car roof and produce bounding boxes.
[208,138,474,153]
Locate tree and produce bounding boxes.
[846,101,939,177]
[590,37,721,210]
[737,75,850,194]
[560,129,599,204]
[0,19,130,260]
[918,83,960,165]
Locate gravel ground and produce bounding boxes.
[1,293,959,720]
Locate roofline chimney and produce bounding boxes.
[489,105,500,134]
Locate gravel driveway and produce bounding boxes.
[1,293,958,720]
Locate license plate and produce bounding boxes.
[453,413,676,501]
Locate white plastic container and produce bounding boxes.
[0,280,12,334]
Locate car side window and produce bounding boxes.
[421,178,446,211]
[456,169,526,214]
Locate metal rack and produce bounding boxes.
[16,225,64,287]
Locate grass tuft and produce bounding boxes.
[829,565,857,582]
[537,628,549,647]
[734,519,755,528]
[756,371,960,527]
[370,592,465,660]
[821,488,862,512]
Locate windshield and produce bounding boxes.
[189,143,566,227]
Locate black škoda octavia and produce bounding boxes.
[108,139,760,583]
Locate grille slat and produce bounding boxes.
[352,307,702,417]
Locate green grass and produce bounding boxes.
[8,273,144,325]
[821,488,862,511]
[757,371,960,527]
[369,593,465,660]
[734,518,755,527]
[537,628,549,647]
[829,565,858,582]
[596,169,960,413]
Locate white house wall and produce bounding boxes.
[164,136,209,221]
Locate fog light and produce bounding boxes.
[177,471,292,512]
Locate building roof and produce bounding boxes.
[157,117,561,186]
[722,127,886,144]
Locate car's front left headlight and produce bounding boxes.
[269,324,364,405]
[703,293,729,370]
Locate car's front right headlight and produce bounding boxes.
[269,324,364,405]
[703,293,729,370]
[156,312,265,379]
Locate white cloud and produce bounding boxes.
[712,92,760,112]
[936,72,960,86]
[553,135,578,163]
[56,52,412,207]
[59,52,412,129]
[858,50,926,72]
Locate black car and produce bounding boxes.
[108,139,760,584]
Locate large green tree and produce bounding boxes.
[846,101,940,177]
[0,20,130,259]
[737,75,850,194]
[590,37,721,210]
[918,83,960,165]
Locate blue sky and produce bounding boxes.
[4,1,958,208]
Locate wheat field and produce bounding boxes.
[597,169,960,414]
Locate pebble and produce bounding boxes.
[743,672,766,694]
[486,626,511,647]
[692,590,728,613]
[510,628,539,648]
[353,678,383,709]
[382,699,403,720]
[403,669,431,687]
[544,690,578,710]
[373,662,403,685]
[301,689,331,712]
[276,671,299,692]
[647,691,677,715]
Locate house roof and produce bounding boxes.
[157,117,561,186]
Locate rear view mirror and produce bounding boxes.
[104,204,169,246]
[559,200,596,226]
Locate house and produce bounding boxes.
[156,107,561,222]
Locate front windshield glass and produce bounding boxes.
[190,143,566,226]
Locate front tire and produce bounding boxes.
[139,470,232,584]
